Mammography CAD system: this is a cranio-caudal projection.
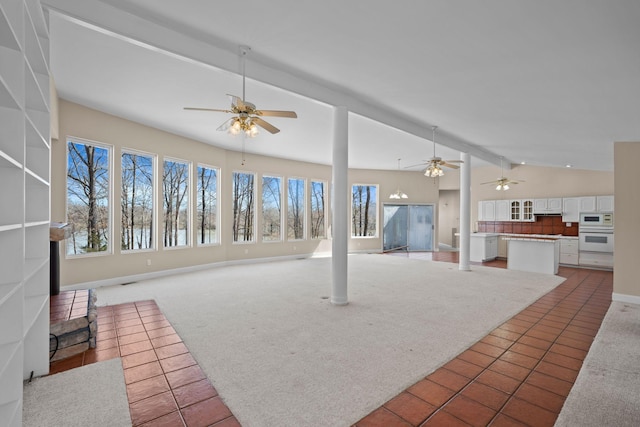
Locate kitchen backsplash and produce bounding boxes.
[477,215,579,236]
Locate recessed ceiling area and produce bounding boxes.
[45,0,640,172]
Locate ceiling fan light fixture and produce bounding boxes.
[425,164,444,177]
[389,158,409,200]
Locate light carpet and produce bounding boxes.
[94,254,564,426]
[555,301,640,426]
[22,358,130,426]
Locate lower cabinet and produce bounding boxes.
[559,238,579,265]
[470,234,499,262]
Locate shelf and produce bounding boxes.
[0,288,23,346]
[0,107,25,166]
[0,282,20,307]
[23,6,48,77]
[25,108,49,142]
[23,294,48,336]
[0,341,22,406]
[25,173,49,224]
[0,231,22,286]
[0,47,24,109]
[23,304,49,379]
[24,222,48,260]
[24,257,47,291]
[0,399,21,426]
[0,202,23,253]
[0,1,23,52]
[24,63,48,113]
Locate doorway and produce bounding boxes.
[383,204,434,251]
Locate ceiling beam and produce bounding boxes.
[43,0,510,169]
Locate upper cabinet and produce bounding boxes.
[597,195,614,212]
[509,199,534,222]
[579,196,597,212]
[495,200,510,221]
[478,200,496,221]
[533,198,562,215]
[562,197,580,222]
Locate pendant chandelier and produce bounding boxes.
[389,158,408,199]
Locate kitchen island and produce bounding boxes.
[503,236,560,275]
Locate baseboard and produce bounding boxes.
[612,293,640,306]
[60,253,315,291]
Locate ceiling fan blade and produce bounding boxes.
[227,94,245,109]
[480,180,500,185]
[256,110,298,118]
[184,107,231,113]
[442,162,460,169]
[444,159,463,163]
[252,117,280,134]
[404,163,428,169]
[216,117,235,132]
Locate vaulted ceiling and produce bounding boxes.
[44,0,640,172]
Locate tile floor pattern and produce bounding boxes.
[356,255,613,426]
[49,299,240,427]
[49,256,613,427]
[49,289,90,323]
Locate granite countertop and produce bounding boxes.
[466,232,579,240]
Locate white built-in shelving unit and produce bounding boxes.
[0,0,50,425]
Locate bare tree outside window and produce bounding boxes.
[232,172,255,242]
[163,159,189,247]
[66,140,110,255]
[197,165,218,245]
[262,175,282,241]
[287,178,305,240]
[352,184,378,237]
[310,180,326,239]
[121,152,153,250]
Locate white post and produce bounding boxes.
[459,152,471,271]
[331,106,349,305]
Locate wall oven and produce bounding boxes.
[579,212,613,227]
[579,227,614,253]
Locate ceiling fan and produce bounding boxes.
[184,46,297,137]
[481,156,524,190]
[406,126,463,177]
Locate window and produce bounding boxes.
[163,159,189,247]
[66,139,111,255]
[352,184,378,237]
[287,178,305,240]
[262,175,282,241]
[121,151,154,251]
[310,180,326,239]
[197,165,219,245]
[232,171,255,242]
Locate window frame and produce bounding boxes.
[262,174,283,243]
[232,170,257,244]
[310,179,327,240]
[196,163,220,247]
[351,183,379,238]
[162,157,191,249]
[65,136,114,258]
[120,148,156,253]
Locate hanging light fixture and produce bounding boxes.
[424,126,445,178]
[389,158,408,199]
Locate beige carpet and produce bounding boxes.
[555,301,640,426]
[23,358,131,426]
[91,254,564,426]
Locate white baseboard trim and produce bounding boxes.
[612,293,640,306]
[60,253,314,292]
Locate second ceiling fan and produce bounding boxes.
[184,46,297,137]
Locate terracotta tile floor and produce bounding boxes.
[356,253,613,426]
[49,289,90,323]
[49,299,240,426]
[49,255,613,427]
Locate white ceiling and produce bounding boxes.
[44,0,640,172]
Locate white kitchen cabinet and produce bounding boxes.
[509,199,534,222]
[579,196,597,212]
[0,1,50,424]
[470,233,499,262]
[562,197,580,222]
[495,200,510,221]
[479,200,496,221]
[533,198,562,215]
[498,236,508,258]
[559,238,579,265]
[597,195,614,212]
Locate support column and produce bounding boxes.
[459,152,471,271]
[331,106,349,305]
